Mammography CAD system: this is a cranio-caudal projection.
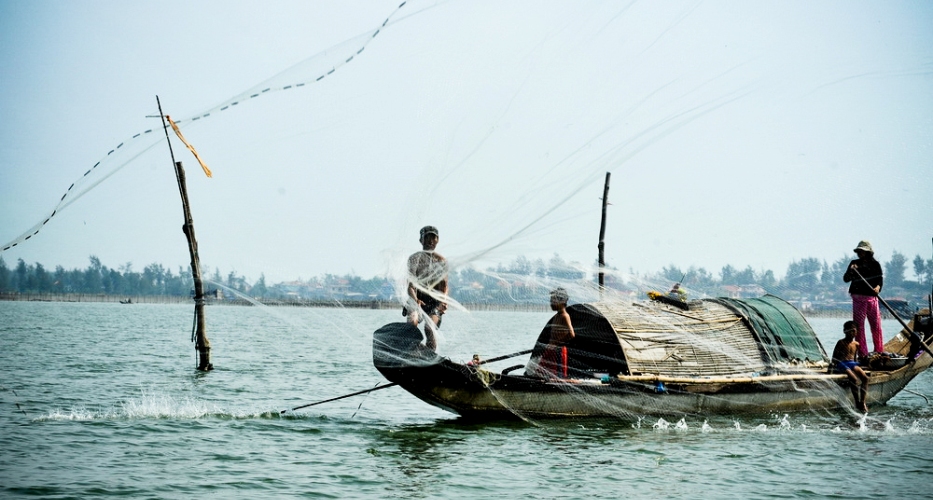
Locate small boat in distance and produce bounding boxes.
[373,295,933,419]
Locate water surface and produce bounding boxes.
[1,302,931,498]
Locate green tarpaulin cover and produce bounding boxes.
[710,295,827,364]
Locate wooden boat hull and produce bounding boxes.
[376,353,931,419]
[373,317,933,419]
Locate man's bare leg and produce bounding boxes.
[420,313,440,351]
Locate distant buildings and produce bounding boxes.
[720,284,766,299]
[273,277,396,301]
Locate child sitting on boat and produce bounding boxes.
[832,320,870,413]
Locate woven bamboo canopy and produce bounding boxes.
[529,295,829,379]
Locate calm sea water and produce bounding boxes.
[1,301,932,499]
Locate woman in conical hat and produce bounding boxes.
[842,240,884,358]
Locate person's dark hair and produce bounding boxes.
[550,287,569,303]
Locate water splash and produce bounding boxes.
[652,418,670,430]
[37,390,229,421]
[778,414,791,431]
[883,419,896,432]
[120,391,222,419]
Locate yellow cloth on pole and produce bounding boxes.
[166,115,213,178]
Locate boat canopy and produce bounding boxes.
[527,294,828,379]
[707,296,827,366]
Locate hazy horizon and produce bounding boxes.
[3,1,931,284]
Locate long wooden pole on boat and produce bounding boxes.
[852,267,933,358]
[157,96,212,371]
[597,172,610,299]
[281,348,532,413]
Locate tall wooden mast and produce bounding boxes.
[597,172,610,300]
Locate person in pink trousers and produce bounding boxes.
[842,240,884,358]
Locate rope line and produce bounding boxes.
[1,1,409,254]
[1,128,158,252]
[169,1,407,128]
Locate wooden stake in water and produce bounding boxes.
[176,160,212,371]
[157,96,212,371]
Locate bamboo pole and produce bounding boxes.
[597,172,610,299]
[282,349,533,413]
[157,96,212,371]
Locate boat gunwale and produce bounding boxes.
[471,356,927,387]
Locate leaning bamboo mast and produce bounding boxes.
[157,96,212,371]
[597,172,610,300]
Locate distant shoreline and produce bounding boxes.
[1,292,863,317]
[0,292,551,312]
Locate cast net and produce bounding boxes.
[3,1,930,427]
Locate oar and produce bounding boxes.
[281,383,397,413]
[851,267,933,358]
[475,348,533,365]
[280,348,533,414]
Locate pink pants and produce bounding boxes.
[852,294,883,357]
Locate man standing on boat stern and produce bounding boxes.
[405,225,448,350]
[540,287,576,378]
[843,240,884,358]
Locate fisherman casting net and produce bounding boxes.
[3,2,931,426]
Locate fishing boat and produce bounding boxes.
[372,294,933,419]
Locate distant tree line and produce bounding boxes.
[1,251,930,306]
[0,255,393,300]
[0,256,197,297]
[656,251,932,305]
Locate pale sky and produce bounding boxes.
[1,0,931,285]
